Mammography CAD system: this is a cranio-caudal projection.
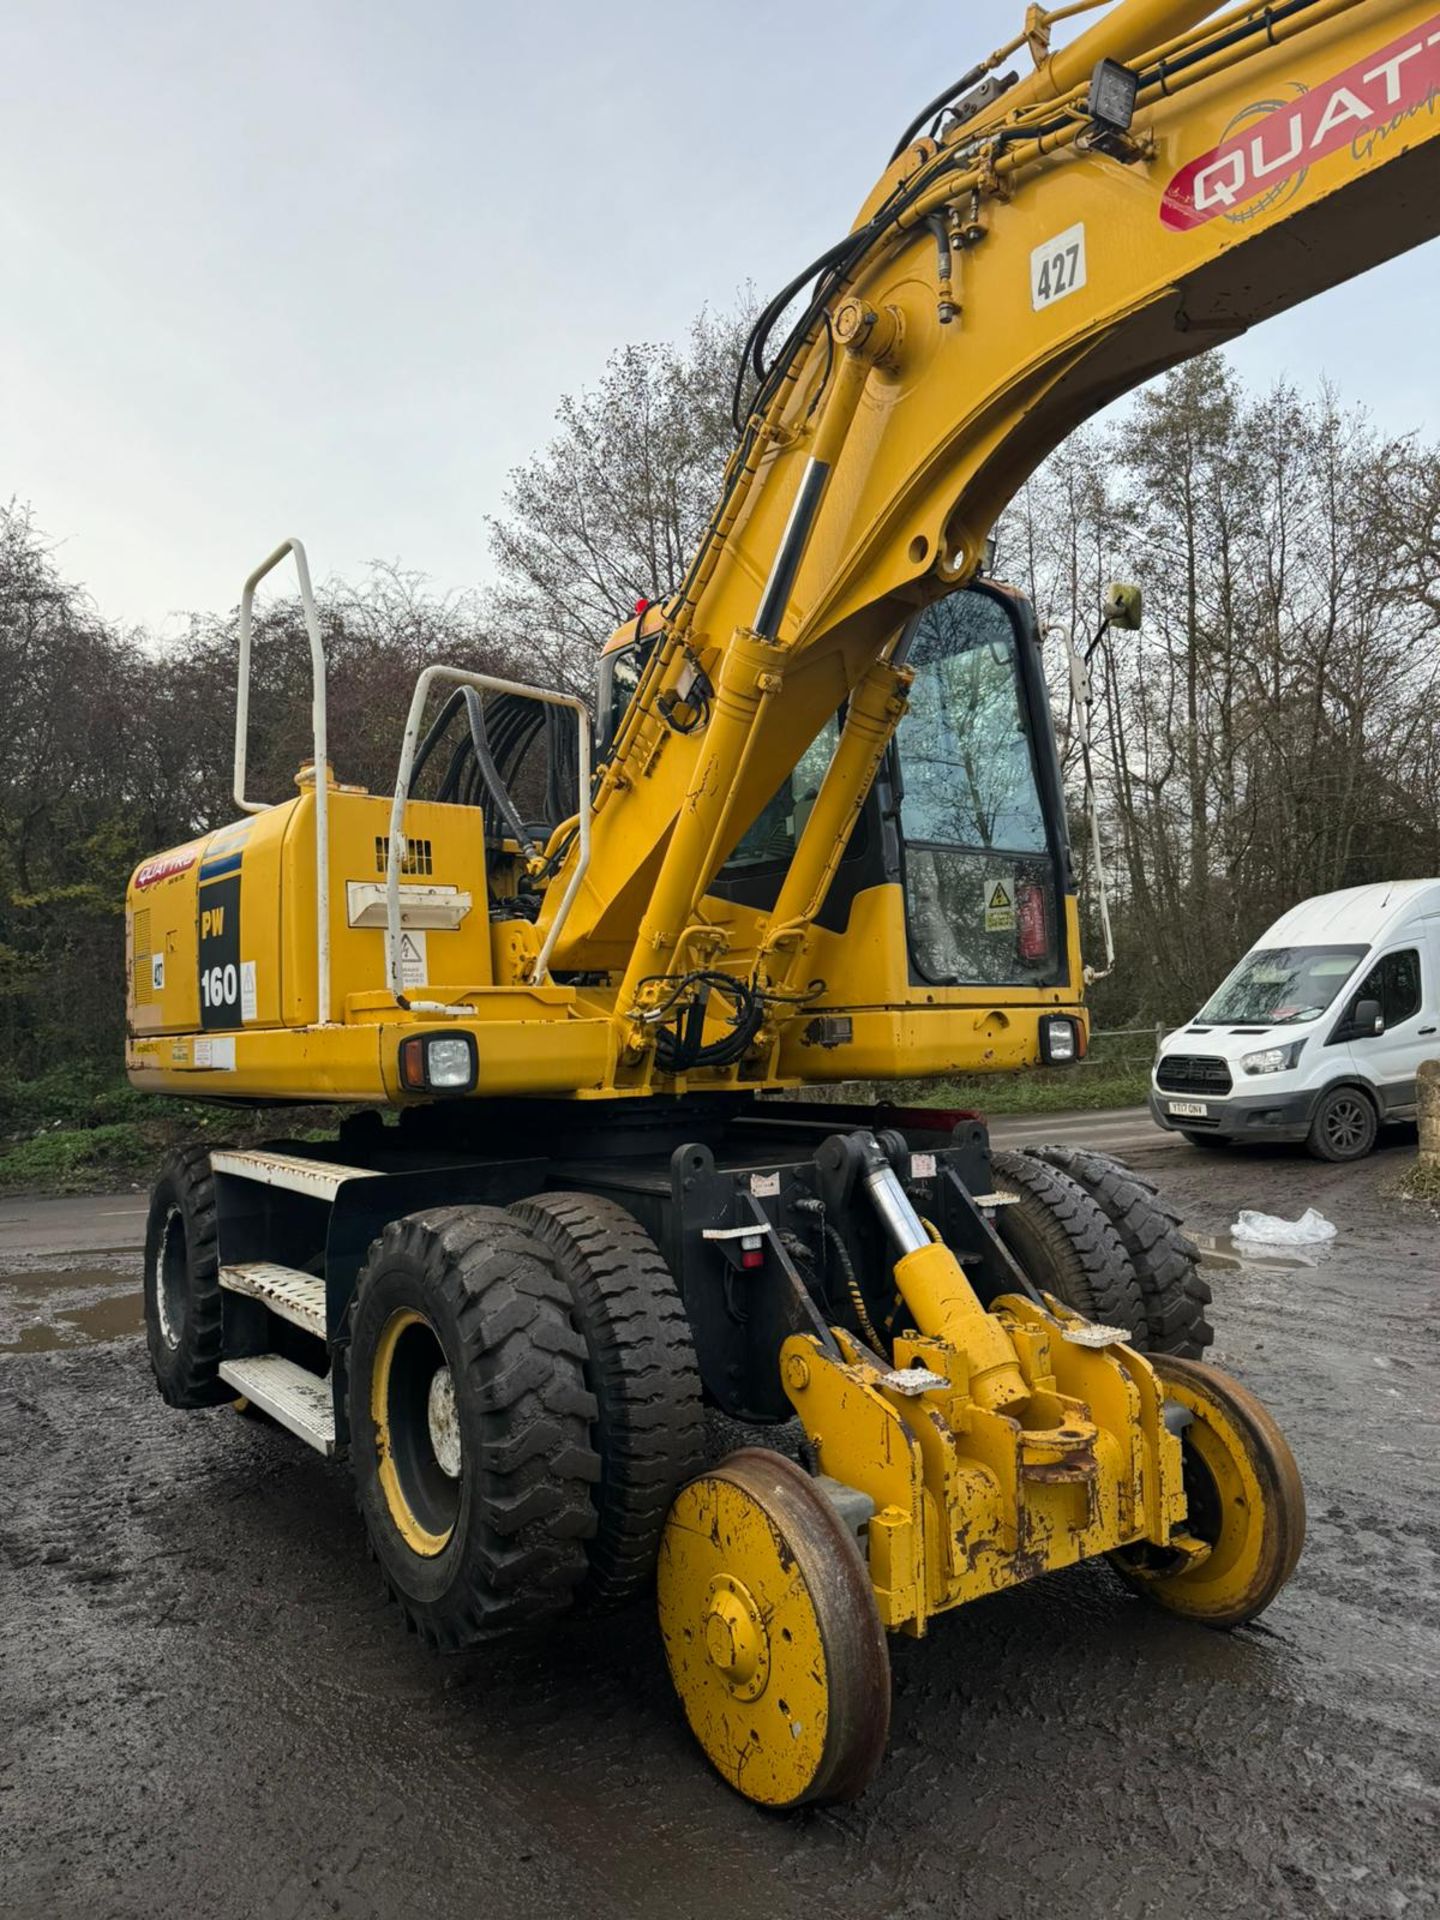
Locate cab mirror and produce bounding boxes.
[1103,582,1143,630]
[1352,996,1384,1037]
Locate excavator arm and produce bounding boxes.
[540,0,1440,1076]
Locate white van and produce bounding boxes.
[1149,880,1440,1161]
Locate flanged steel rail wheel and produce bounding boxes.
[657,1449,890,1809]
[1111,1354,1306,1628]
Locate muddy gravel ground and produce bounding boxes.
[2,1135,1437,1920]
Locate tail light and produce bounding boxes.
[1016,880,1050,962]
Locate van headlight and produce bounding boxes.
[1240,1039,1305,1076]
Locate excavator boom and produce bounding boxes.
[547,0,1440,1078]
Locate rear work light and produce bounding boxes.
[1040,1016,1078,1065]
[398,1031,478,1095]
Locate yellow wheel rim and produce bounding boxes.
[371,1308,462,1558]
[657,1449,889,1809]
[1120,1356,1305,1627]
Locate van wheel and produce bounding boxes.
[1306,1087,1377,1162]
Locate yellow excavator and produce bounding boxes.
[126,0,1436,1807]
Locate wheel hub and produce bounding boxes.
[427,1365,461,1478]
[703,1574,768,1697]
[155,1206,185,1349]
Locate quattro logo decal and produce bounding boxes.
[134,849,198,890]
[1160,15,1440,230]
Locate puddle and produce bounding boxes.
[0,1266,143,1353]
[1190,1230,1327,1273]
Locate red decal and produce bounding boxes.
[1161,15,1440,230]
[133,850,198,890]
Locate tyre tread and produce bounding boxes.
[1023,1145,1214,1357]
[990,1149,1146,1334]
[350,1204,599,1646]
[509,1191,705,1610]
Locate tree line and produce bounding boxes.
[2,306,1436,1087]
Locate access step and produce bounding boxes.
[210,1147,380,1201]
[220,1263,327,1339]
[219,1355,336,1455]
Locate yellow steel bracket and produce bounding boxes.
[780,1293,1188,1638]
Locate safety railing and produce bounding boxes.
[385,666,592,1005]
[233,538,331,1025]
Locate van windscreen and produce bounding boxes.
[1196,945,1368,1026]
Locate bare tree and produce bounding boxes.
[484,300,755,688]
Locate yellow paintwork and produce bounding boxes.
[658,1473,837,1806]
[781,1212,1188,1634]
[1112,1355,1307,1625]
[372,1308,454,1557]
[782,1304,1184,1635]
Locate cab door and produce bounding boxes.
[1342,942,1428,1119]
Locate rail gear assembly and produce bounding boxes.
[127,0,1436,1807]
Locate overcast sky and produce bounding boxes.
[2,1,1434,637]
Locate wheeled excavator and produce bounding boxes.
[126,0,1438,1807]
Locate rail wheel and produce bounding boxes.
[657,1449,890,1809]
[508,1192,705,1610]
[1111,1355,1305,1628]
[349,1205,599,1648]
[144,1145,230,1408]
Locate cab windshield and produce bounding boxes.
[1196,945,1368,1025]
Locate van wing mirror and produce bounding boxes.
[1352,996,1384,1037]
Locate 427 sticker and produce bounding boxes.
[1030,223,1087,311]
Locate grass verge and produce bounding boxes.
[0,1066,334,1195]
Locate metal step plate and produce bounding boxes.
[220,1264,327,1339]
[210,1148,380,1201]
[219,1356,336,1455]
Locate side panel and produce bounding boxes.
[278,788,492,1024]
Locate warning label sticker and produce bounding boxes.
[399,930,428,989]
[985,881,1016,933]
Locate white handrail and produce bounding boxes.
[385,666,592,1003]
[234,538,331,1025]
[1061,622,1115,985]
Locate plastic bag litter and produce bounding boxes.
[1230,1207,1337,1246]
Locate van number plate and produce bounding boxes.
[1167,1100,1209,1118]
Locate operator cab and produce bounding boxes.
[597,579,1071,995]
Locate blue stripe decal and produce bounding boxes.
[199,852,243,883]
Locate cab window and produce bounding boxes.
[1352,949,1422,1029]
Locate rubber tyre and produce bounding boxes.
[990,1150,1145,1334]
[1110,1354,1306,1628]
[1306,1085,1378,1163]
[144,1146,230,1408]
[508,1192,705,1610]
[1024,1147,1213,1358]
[349,1205,600,1648]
